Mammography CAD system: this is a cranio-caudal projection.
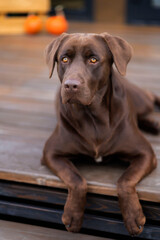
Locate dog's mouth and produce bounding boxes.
[67,98,82,104]
[62,92,93,106]
[64,96,91,105]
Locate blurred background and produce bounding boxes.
[50,0,160,24]
[1,0,160,34]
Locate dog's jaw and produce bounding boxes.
[61,85,94,106]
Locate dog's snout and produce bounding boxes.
[64,80,80,92]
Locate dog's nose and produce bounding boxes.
[64,79,80,92]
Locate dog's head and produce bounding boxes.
[45,33,132,105]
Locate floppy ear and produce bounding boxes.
[101,32,133,76]
[45,33,68,78]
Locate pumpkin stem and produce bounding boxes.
[55,5,65,17]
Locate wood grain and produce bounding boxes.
[0,220,109,240]
[0,200,160,239]
[1,181,160,222]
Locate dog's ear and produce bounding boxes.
[45,33,68,78]
[101,32,133,76]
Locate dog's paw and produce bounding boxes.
[62,194,85,233]
[62,207,84,232]
[124,204,146,236]
[119,192,146,236]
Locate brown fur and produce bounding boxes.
[42,32,159,236]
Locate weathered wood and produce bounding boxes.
[0,99,53,115]
[0,181,160,222]
[0,220,109,240]
[0,198,160,239]
[0,109,55,130]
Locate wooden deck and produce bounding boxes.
[0,23,160,200]
[0,23,160,238]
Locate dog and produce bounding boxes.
[42,32,160,236]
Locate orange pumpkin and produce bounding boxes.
[46,15,68,35]
[24,15,42,34]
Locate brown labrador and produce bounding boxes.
[42,32,160,236]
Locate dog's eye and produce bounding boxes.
[62,57,69,63]
[90,57,97,63]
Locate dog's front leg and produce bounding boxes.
[43,152,87,232]
[117,150,157,236]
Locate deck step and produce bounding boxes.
[0,220,112,240]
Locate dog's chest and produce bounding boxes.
[79,112,112,159]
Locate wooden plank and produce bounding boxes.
[0,85,57,101]
[0,109,55,130]
[0,0,50,13]
[0,35,52,51]
[0,220,109,240]
[0,200,160,239]
[0,181,160,222]
[0,61,47,74]
[0,125,50,140]
[0,99,53,115]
